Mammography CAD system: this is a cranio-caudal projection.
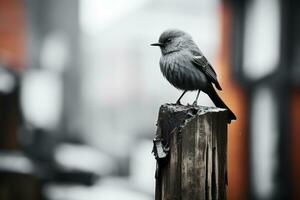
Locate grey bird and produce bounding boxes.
[151,29,236,122]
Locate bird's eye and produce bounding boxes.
[166,38,172,43]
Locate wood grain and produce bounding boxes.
[154,104,228,200]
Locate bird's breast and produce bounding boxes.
[159,53,208,91]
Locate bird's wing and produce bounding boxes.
[192,55,222,90]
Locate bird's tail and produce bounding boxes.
[207,85,236,123]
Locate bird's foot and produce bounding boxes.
[176,100,182,105]
[192,101,198,106]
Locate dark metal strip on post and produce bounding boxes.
[153,104,228,200]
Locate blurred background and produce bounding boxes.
[0,0,299,199]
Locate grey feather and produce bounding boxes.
[192,55,222,90]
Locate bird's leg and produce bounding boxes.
[192,90,201,106]
[176,90,187,105]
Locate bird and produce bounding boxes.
[151,29,236,122]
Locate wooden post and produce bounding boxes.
[153,104,228,200]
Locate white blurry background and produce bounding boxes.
[80,0,220,158]
[77,0,220,199]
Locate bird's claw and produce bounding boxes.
[176,101,182,105]
[192,101,198,106]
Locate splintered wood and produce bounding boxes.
[154,104,228,200]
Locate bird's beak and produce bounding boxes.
[151,42,163,47]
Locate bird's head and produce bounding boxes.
[151,29,195,55]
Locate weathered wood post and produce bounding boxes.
[153,104,228,200]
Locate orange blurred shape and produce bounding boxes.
[217,2,248,199]
[0,0,26,70]
[291,89,300,199]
